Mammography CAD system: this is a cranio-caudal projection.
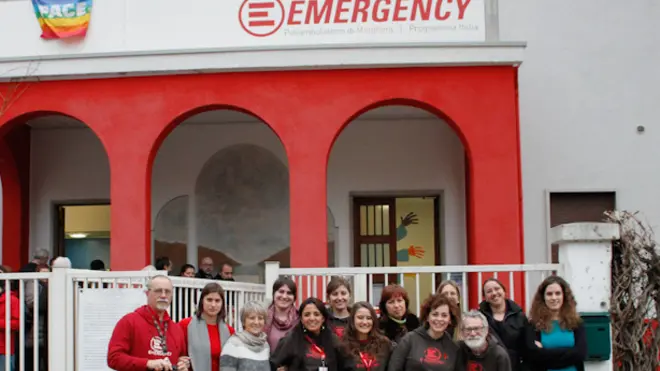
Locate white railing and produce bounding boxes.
[169,277,266,330]
[0,272,51,371]
[264,261,563,314]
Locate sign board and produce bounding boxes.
[0,0,487,63]
[76,289,146,371]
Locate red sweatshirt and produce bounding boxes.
[0,292,20,355]
[107,305,186,371]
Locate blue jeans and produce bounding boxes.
[0,355,14,371]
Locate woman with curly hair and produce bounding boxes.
[526,276,587,371]
[378,284,420,344]
[340,302,392,371]
[387,294,461,371]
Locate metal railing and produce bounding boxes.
[264,261,562,314]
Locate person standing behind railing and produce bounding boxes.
[525,276,587,371]
[339,302,392,371]
[264,277,299,353]
[179,282,235,371]
[326,277,351,338]
[436,280,463,340]
[478,278,531,371]
[378,284,420,344]
[0,280,20,371]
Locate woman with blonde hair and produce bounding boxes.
[220,301,270,371]
[436,280,462,339]
[526,276,586,371]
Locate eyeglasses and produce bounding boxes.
[461,326,485,334]
[150,288,173,296]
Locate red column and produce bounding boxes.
[460,72,525,308]
[0,138,23,270]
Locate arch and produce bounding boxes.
[153,195,189,273]
[194,143,289,274]
[147,105,287,171]
[327,98,472,164]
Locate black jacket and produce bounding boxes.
[479,299,531,371]
[270,326,343,371]
[387,326,462,371]
[341,340,392,371]
[525,322,587,371]
[379,312,420,344]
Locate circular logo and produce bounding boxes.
[238,0,285,37]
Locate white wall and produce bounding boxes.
[30,128,110,253]
[328,118,466,266]
[498,0,660,263]
[27,115,466,266]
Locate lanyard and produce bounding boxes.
[152,316,169,353]
[305,336,326,361]
[359,352,374,371]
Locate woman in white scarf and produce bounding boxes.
[220,301,271,371]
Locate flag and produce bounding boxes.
[32,0,93,39]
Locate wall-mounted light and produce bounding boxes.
[69,233,88,239]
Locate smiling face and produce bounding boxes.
[244,311,266,336]
[301,303,325,334]
[427,304,450,334]
[353,307,373,336]
[484,280,506,307]
[329,285,350,313]
[440,285,459,305]
[274,284,295,310]
[544,283,564,312]
[461,316,487,350]
[386,295,407,319]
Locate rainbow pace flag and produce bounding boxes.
[32,0,93,39]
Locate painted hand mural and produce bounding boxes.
[396,212,426,262]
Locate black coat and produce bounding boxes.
[479,299,531,371]
[379,312,420,344]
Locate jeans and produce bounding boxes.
[0,355,15,371]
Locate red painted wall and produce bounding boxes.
[0,67,524,290]
[0,125,30,270]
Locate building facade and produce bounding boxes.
[0,0,657,287]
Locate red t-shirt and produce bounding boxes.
[107,306,186,371]
[179,317,235,371]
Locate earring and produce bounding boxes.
[321,325,325,331]
[303,327,308,333]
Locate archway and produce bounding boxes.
[0,113,110,270]
[151,109,288,281]
[328,104,467,313]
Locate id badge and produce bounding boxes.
[319,367,328,371]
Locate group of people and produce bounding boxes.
[107,273,587,371]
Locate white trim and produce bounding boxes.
[0,42,526,81]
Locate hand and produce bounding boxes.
[407,245,425,259]
[534,340,543,348]
[146,359,173,371]
[177,356,191,371]
[400,212,418,227]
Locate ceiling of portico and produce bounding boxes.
[25,105,438,129]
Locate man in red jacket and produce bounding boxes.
[107,275,190,371]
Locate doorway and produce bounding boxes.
[55,203,111,269]
[352,195,441,311]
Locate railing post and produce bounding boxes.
[353,274,368,303]
[49,257,72,371]
[550,222,618,371]
[264,261,280,302]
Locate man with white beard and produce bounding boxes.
[458,310,512,371]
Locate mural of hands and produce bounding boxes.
[400,212,419,227]
[407,245,425,259]
[396,245,425,261]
